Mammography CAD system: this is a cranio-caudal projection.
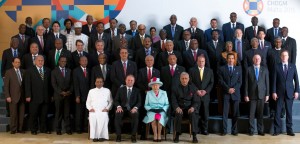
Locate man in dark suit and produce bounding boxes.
[29,25,47,55]
[90,53,111,89]
[232,29,250,65]
[45,21,67,55]
[272,50,299,136]
[186,17,205,49]
[218,53,242,136]
[126,20,139,36]
[153,29,167,53]
[281,27,297,64]
[244,54,269,136]
[189,56,214,135]
[89,39,111,67]
[163,14,183,43]
[82,15,96,37]
[104,18,119,39]
[131,24,151,51]
[110,48,137,98]
[4,58,25,134]
[47,38,72,69]
[172,72,200,143]
[22,42,40,69]
[257,30,271,58]
[176,30,192,53]
[2,38,23,78]
[42,18,52,39]
[222,12,245,42]
[88,22,111,53]
[111,23,133,57]
[11,24,30,53]
[157,40,183,69]
[25,17,35,38]
[114,75,141,143]
[266,18,282,47]
[71,40,90,69]
[204,18,224,42]
[25,55,52,135]
[182,39,210,71]
[51,56,73,135]
[73,56,90,133]
[243,38,266,70]
[135,37,158,69]
[244,16,265,42]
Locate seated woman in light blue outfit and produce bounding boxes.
[143,77,169,142]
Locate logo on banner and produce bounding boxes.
[243,0,264,16]
[0,0,126,28]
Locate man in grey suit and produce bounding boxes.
[244,54,269,136]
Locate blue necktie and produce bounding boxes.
[255,67,259,81]
[171,26,175,39]
[13,50,17,57]
[275,28,278,37]
[229,67,233,75]
[132,31,136,37]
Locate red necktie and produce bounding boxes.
[123,62,127,76]
[83,68,86,77]
[161,41,165,51]
[40,36,44,50]
[147,68,152,82]
[170,66,174,76]
[61,68,65,77]
[193,50,197,62]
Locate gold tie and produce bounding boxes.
[200,68,203,81]
[141,36,144,45]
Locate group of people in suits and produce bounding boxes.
[2,12,299,143]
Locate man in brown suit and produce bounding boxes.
[4,57,25,134]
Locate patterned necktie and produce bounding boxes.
[79,52,83,57]
[39,68,44,80]
[141,36,144,45]
[21,35,25,43]
[13,50,17,57]
[161,41,165,51]
[16,69,22,85]
[98,33,102,40]
[260,41,264,49]
[61,68,65,77]
[55,50,60,66]
[123,62,127,76]
[40,36,44,49]
[255,67,259,81]
[111,29,115,39]
[185,41,189,50]
[126,89,132,110]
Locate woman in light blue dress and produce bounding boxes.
[143,77,169,142]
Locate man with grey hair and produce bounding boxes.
[126,20,138,36]
[157,40,183,68]
[30,25,46,54]
[131,24,150,51]
[186,17,205,49]
[232,28,250,63]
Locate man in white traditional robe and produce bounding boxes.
[68,22,89,52]
[86,77,113,142]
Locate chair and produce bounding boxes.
[145,120,167,140]
[173,118,192,139]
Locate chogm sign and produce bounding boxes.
[243,0,264,16]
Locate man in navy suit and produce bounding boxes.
[257,30,271,58]
[281,27,297,64]
[45,21,67,55]
[11,24,30,53]
[126,20,139,37]
[176,30,192,53]
[163,14,184,43]
[232,29,250,66]
[204,18,224,42]
[157,40,183,69]
[29,25,47,55]
[135,37,158,69]
[272,50,299,136]
[218,53,242,136]
[71,40,90,69]
[82,15,96,37]
[104,18,119,39]
[244,16,265,42]
[222,12,244,42]
[88,22,111,53]
[266,18,282,47]
[131,24,151,51]
[186,17,205,49]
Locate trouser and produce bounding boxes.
[54,97,71,132]
[249,99,264,133]
[274,96,293,133]
[29,102,48,132]
[114,109,139,135]
[223,99,239,133]
[174,109,199,134]
[9,101,25,132]
[75,102,88,132]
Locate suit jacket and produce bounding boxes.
[73,66,90,102]
[157,51,183,69]
[258,40,271,57]
[88,32,111,53]
[267,48,282,82]
[21,53,39,69]
[135,47,159,69]
[12,34,30,53]
[153,40,167,53]
[89,51,111,67]
[104,28,120,39]
[25,26,36,38]
[51,67,73,100]
[272,63,299,99]
[114,86,141,109]
[45,33,67,54]
[186,27,205,49]
[204,28,224,42]
[218,65,242,100]
[243,48,266,70]
[175,40,190,53]
[189,67,214,98]
[232,38,250,62]
[222,22,245,42]
[282,37,297,64]
[82,24,97,37]
[110,60,137,88]
[244,66,269,99]
[1,48,23,77]
[131,34,151,51]
[25,66,51,103]
[90,64,111,89]
[206,40,225,71]
[182,49,210,71]
[4,68,25,104]
[171,83,200,112]
[244,26,265,42]
[71,51,90,69]
[112,34,132,51]
[266,27,282,46]
[29,36,47,55]
[47,48,72,69]
[163,24,183,43]
[137,67,160,92]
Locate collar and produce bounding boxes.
[100,64,106,67]
[231,22,237,25]
[275,47,281,50]
[253,65,260,69]
[282,63,288,66]
[56,48,62,52]
[167,50,173,54]
[59,66,65,70]
[121,60,128,64]
[77,50,83,54]
[32,53,38,57]
[213,40,218,43]
[81,66,86,70]
[171,24,177,27]
[184,40,190,43]
[11,48,17,51]
[139,34,145,37]
[126,86,132,90]
[19,34,25,37]
[198,66,205,70]
[147,67,153,70]
[36,66,43,70]
[14,68,20,71]
[170,64,177,68]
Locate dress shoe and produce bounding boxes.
[192,136,198,143]
[98,138,105,142]
[92,139,98,142]
[10,131,16,134]
[31,131,37,135]
[157,139,161,142]
[56,131,62,135]
[131,135,137,143]
[173,134,179,143]
[153,139,157,142]
[221,132,227,136]
[287,132,295,136]
[272,133,280,136]
[46,131,51,134]
[66,131,72,135]
[249,132,254,136]
[201,131,209,135]
[18,130,25,134]
[140,135,146,140]
[258,132,265,136]
[231,132,238,136]
[116,135,121,142]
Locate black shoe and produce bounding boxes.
[192,136,198,143]
[98,138,105,142]
[174,135,179,143]
[231,132,238,136]
[92,139,98,142]
[157,139,161,142]
[10,131,16,134]
[287,132,295,136]
[66,131,72,135]
[272,133,280,136]
[249,132,254,136]
[76,130,82,134]
[18,130,25,134]
[221,132,227,136]
[140,135,146,140]
[116,135,121,142]
[201,131,209,135]
[131,135,137,143]
[31,131,37,135]
[46,131,51,134]
[270,113,274,118]
[258,132,265,136]
[56,131,62,135]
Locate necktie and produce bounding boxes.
[170,66,174,76]
[45,29,48,35]
[141,36,144,45]
[89,25,92,32]
[98,34,102,40]
[193,50,197,62]
[13,50,17,57]
[55,50,60,66]
[21,35,25,43]
[147,68,152,82]
[55,34,58,38]
[185,41,189,50]
[232,23,235,30]
[32,55,36,64]
[237,40,242,61]
[83,68,87,77]
[111,29,115,38]
[102,65,106,80]
[61,68,65,77]
[40,36,44,49]
[255,67,259,81]
[171,26,175,39]
[132,31,136,37]
[260,41,264,49]
[123,62,127,76]
[282,38,286,45]
[229,67,233,75]
[200,68,203,81]
[16,69,22,85]
[161,41,165,51]
[214,41,217,48]
[121,34,124,39]
[254,27,257,37]
[275,28,278,37]
[79,52,83,57]
[39,68,44,80]
[126,89,132,110]
[284,64,288,78]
